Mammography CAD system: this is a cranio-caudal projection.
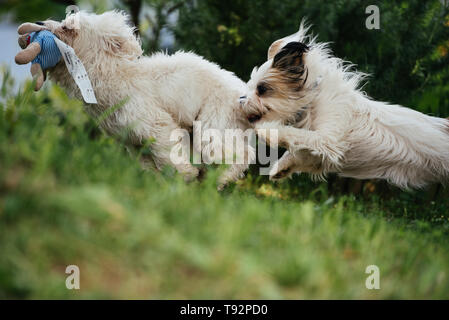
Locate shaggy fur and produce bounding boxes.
[241,22,449,189]
[34,11,254,186]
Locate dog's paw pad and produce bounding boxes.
[270,168,292,181]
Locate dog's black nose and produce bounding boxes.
[247,114,262,123]
[35,21,44,25]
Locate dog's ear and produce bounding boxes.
[102,34,142,58]
[267,22,310,60]
[267,39,285,60]
[272,41,309,71]
[97,11,143,59]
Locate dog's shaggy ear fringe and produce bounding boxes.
[272,42,309,69]
[267,19,312,60]
[272,41,309,90]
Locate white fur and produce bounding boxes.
[43,10,254,185]
[244,22,449,189]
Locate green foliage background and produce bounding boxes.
[1,0,449,299]
[3,0,448,113]
[175,0,449,115]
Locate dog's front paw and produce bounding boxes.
[217,181,228,192]
[217,176,236,191]
[268,151,297,181]
[270,167,294,181]
[181,166,201,183]
[217,164,247,191]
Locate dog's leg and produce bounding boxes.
[197,131,255,190]
[269,151,297,180]
[195,114,255,189]
[256,121,344,176]
[217,145,256,190]
[144,113,200,182]
[269,150,322,180]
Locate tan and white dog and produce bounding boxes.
[241,23,449,189]
[16,11,254,186]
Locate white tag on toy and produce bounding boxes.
[54,37,97,104]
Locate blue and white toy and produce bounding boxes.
[15,23,62,91]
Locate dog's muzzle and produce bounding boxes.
[238,96,261,123]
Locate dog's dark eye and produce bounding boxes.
[62,26,68,30]
[257,84,268,96]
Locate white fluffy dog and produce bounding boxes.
[20,10,253,185]
[240,23,449,188]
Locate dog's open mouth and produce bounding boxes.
[247,113,262,123]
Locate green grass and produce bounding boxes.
[1,74,449,299]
